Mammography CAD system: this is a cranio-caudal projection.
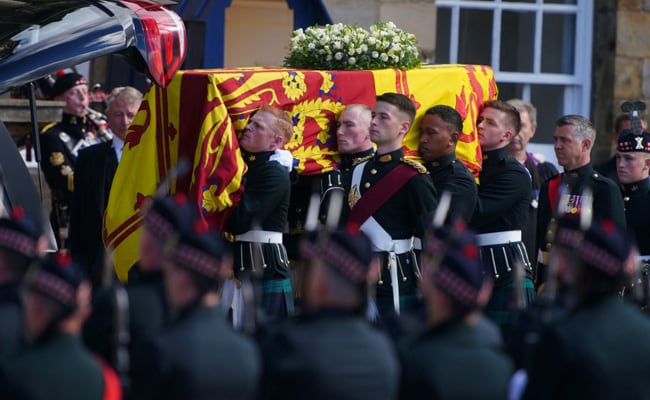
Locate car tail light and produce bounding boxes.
[119,0,187,87]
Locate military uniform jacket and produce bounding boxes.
[39,113,98,204]
[131,305,261,400]
[226,151,291,280]
[345,148,437,241]
[621,178,650,255]
[0,283,23,359]
[258,309,400,400]
[537,163,626,257]
[69,141,118,286]
[399,319,514,400]
[0,333,105,400]
[426,152,477,223]
[523,295,650,400]
[469,147,531,233]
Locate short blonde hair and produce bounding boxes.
[258,105,293,144]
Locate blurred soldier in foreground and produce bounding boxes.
[70,86,143,288]
[0,208,46,358]
[523,218,650,399]
[418,105,477,223]
[469,100,535,339]
[258,229,399,400]
[226,104,295,321]
[344,93,438,318]
[0,253,119,400]
[131,221,260,400]
[39,73,102,248]
[399,221,513,400]
[84,193,198,397]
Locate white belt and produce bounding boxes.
[235,230,283,244]
[371,238,413,254]
[476,230,521,247]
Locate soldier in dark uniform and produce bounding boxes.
[418,104,477,223]
[0,207,45,359]
[131,219,261,400]
[319,103,375,224]
[506,99,558,277]
[468,100,535,339]
[536,115,626,289]
[83,193,198,397]
[0,253,111,400]
[399,221,514,400]
[39,73,103,249]
[344,93,438,319]
[523,217,650,399]
[225,104,295,321]
[259,229,400,400]
[594,113,646,184]
[616,128,650,255]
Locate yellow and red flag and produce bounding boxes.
[104,65,497,280]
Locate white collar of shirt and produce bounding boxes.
[112,134,124,163]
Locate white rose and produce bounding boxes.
[367,37,377,45]
[380,53,388,62]
[371,51,379,58]
[348,57,356,65]
[335,52,343,60]
[308,43,316,50]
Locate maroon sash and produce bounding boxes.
[347,163,418,230]
[547,173,563,214]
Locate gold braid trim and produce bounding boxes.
[401,157,428,174]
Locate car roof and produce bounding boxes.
[0,0,187,93]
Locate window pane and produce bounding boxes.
[542,13,575,74]
[458,9,492,66]
[500,11,535,72]
[435,7,451,63]
[531,85,565,143]
[496,83,522,105]
[544,0,577,4]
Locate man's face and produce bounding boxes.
[239,111,279,153]
[138,227,163,271]
[418,113,456,161]
[508,110,534,153]
[553,124,587,170]
[336,107,371,154]
[616,151,650,184]
[477,107,510,151]
[370,101,409,147]
[59,84,89,117]
[107,98,140,140]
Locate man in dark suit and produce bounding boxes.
[69,86,142,288]
[523,217,650,399]
[259,229,400,400]
[399,221,513,400]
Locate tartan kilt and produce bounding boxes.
[262,277,294,321]
[479,241,536,326]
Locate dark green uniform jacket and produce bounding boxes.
[0,333,105,400]
[131,305,261,400]
[524,295,650,400]
[399,318,514,400]
[227,151,291,280]
[621,178,650,255]
[425,152,477,223]
[258,309,400,400]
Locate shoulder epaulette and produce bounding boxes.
[401,157,428,174]
[40,121,57,134]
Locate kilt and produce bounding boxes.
[479,241,536,329]
[262,277,295,321]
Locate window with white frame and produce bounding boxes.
[436,0,593,145]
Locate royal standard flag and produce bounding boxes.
[104,65,497,280]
